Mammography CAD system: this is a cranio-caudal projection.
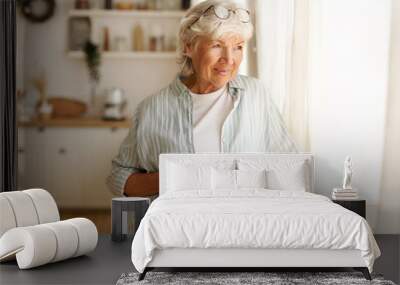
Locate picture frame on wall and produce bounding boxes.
[68,17,91,51]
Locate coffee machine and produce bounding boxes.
[102,87,126,121]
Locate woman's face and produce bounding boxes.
[185,34,245,93]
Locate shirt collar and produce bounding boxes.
[172,73,245,97]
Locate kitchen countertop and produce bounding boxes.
[18,117,131,129]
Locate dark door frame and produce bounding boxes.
[0,0,17,192]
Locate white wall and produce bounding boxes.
[308,0,392,230]
[22,0,180,117]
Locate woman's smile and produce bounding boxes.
[214,68,231,76]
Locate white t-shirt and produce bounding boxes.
[190,86,234,153]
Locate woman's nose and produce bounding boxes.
[220,47,234,65]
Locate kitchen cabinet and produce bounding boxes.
[18,126,128,209]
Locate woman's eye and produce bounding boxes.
[212,44,221,48]
[235,45,243,51]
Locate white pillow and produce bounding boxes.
[267,163,307,191]
[237,169,268,189]
[211,169,236,190]
[238,159,309,191]
[167,162,212,191]
[211,169,268,190]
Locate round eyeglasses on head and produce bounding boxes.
[189,5,251,28]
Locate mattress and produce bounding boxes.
[131,190,380,273]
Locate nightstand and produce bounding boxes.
[332,199,366,218]
[111,197,150,242]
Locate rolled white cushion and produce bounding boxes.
[42,221,79,262]
[0,196,17,237]
[0,226,57,269]
[0,218,98,269]
[0,191,39,227]
[23,189,60,223]
[66,218,98,257]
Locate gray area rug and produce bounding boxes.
[116,272,396,285]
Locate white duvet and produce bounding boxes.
[131,190,380,273]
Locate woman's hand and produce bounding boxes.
[123,172,159,197]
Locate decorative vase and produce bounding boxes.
[86,79,98,117]
[38,99,53,120]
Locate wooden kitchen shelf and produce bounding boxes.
[67,9,183,60]
[68,9,186,18]
[67,51,177,59]
[18,117,131,129]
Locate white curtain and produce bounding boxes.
[376,0,400,234]
[255,0,293,112]
[255,0,400,234]
[254,0,310,151]
[282,0,310,151]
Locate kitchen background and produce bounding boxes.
[16,0,254,232]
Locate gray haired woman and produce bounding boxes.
[107,0,297,197]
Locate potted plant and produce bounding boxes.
[83,40,101,116]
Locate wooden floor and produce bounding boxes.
[60,208,111,234]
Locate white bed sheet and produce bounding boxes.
[131,190,380,273]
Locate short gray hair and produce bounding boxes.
[177,0,254,77]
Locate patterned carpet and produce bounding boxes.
[116,271,396,285]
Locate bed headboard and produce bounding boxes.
[159,153,314,195]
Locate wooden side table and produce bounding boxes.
[332,199,366,218]
[111,197,150,242]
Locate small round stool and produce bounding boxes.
[111,197,150,242]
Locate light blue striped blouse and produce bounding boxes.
[106,74,298,195]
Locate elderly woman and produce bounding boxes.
[107,0,297,197]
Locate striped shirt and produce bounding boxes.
[106,74,298,195]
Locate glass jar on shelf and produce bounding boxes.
[153,0,163,10]
[101,27,110,51]
[132,24,145,51]
[116,36,129,51]
[75,0,90,9]
[162,0,181,10]
[114,0,134,10]
[147,0,156,10]
[149,25,164,52]
[181,0,191,10]
[134,0,148,10]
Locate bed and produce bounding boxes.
[131,153,380,281]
